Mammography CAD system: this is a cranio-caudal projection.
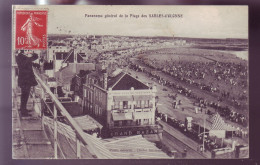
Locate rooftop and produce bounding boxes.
[108,72,149,90]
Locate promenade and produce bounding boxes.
[159,120,212,158]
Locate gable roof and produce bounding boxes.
[108,72,149,90]
[62,49,85,63]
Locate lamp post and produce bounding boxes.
[196,114,206,152]
[203,115,206,152]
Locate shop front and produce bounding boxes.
[108,125,163,137]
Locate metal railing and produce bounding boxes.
[13,65,106,159]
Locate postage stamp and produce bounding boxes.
[15,10,47,50]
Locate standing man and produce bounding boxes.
[16,50,39,117]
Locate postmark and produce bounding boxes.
[15,10,48,50]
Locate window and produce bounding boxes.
[119,101,123,109]
[135,100,141,108]
[141,100,145,108]
[136,119,141,125]
[123,101,128,109]
[99,108,101,115]
[122,120,127,126]
[91,92,94,103]
[144,100,149,108]
[144,119,149,125]
[114,101,120,109]
[119,121,122,127]
[84,89,86,97]
[114,121,119,127]
[127,120,131,126]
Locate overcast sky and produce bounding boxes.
[19,5,248,39]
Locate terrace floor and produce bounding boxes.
[12,89,54,159]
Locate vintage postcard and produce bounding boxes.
[12,5,248,159]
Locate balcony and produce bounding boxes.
[134,104,153,109]
[111,105,132,110]
[12,66,114,159]
[112,104,154,110]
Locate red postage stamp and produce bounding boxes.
[15,10,48,50]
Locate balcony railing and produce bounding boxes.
[112,105,132,110]
[134,104,153,109]
[112,104,153,110]
[13,66,111,159]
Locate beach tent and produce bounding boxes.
[209,113,236,138]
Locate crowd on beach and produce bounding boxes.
[142,57,247,106]
[129,60,248,127]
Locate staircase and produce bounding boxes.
[12,90,54,159]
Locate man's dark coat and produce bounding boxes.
[16,52,38,87]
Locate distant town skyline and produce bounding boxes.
[18,5,248,39]
[47,33,248,40]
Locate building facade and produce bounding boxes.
[82,70,160,137]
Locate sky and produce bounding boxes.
[17,5,248,39]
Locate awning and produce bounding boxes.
[112,113,133,121]
[113,96,133,101]
[133,95,152,101]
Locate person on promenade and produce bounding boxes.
[16,50,39,117]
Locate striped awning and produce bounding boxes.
[209,113,236,131]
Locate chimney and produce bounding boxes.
[103,72,108,90]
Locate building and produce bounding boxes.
[52,49,87,72]
[55,63,95,93]
[82,69,161,137]
[48,42,68,62]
